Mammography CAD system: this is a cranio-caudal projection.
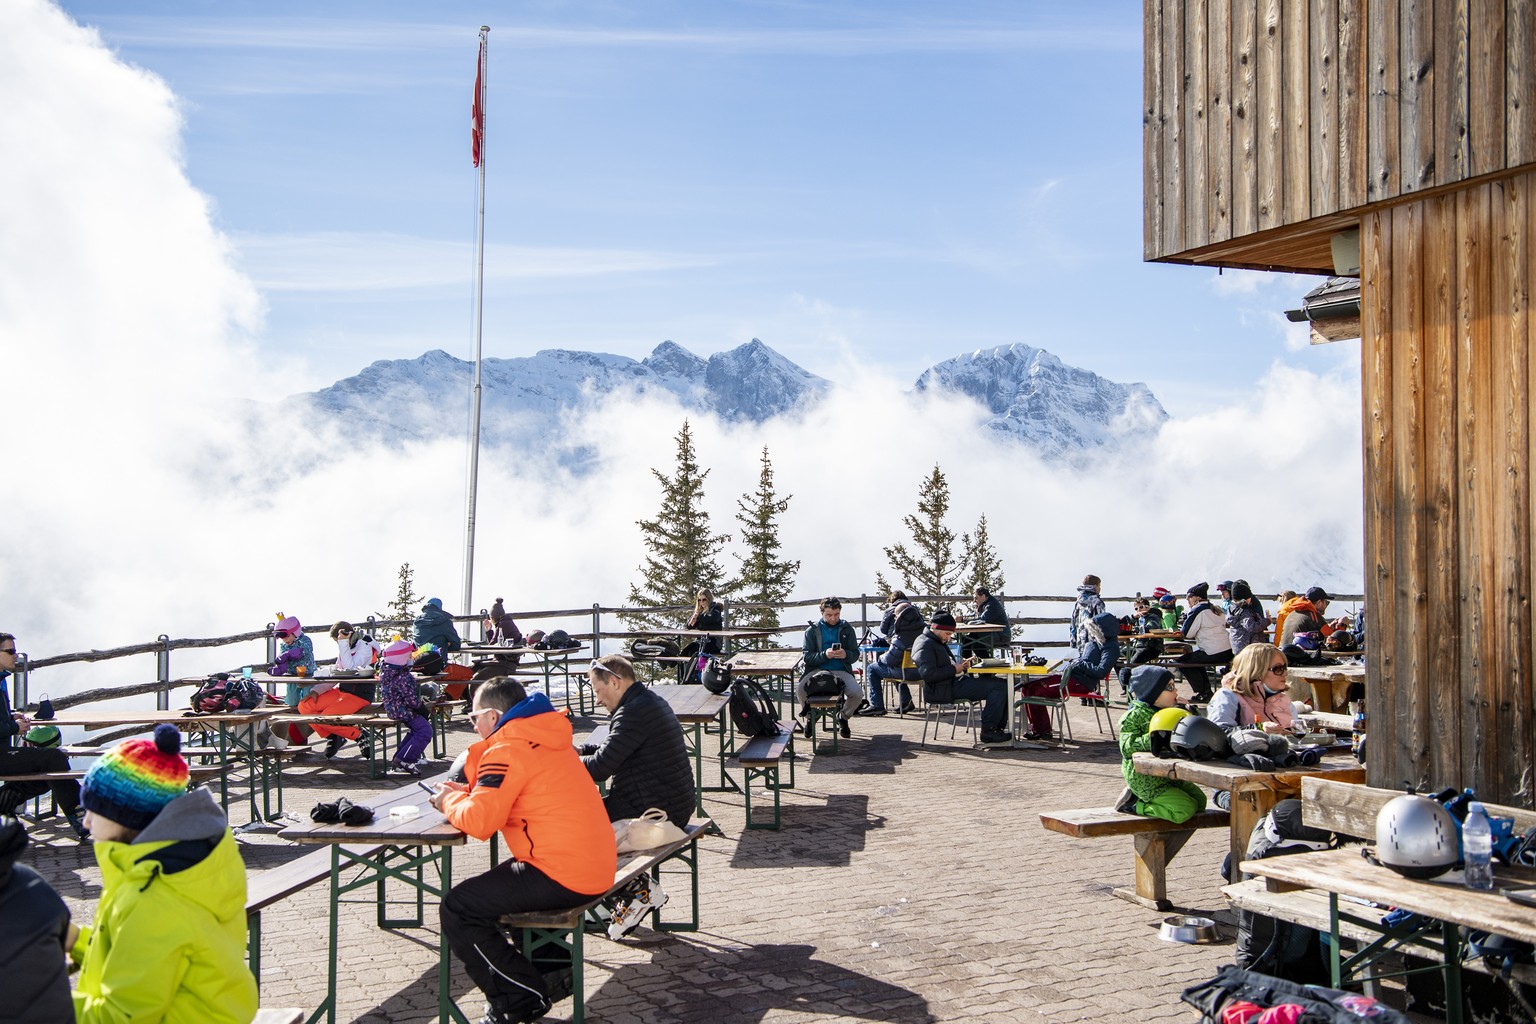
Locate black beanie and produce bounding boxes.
[1126,666,1174,704]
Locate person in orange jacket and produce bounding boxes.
[429,677,615,1024]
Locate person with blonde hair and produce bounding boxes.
[1208,643,1296,732]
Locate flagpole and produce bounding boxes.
[461,25,489,624]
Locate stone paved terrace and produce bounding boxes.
[20,699,1405,1024]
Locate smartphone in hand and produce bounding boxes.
[417,781,436,796]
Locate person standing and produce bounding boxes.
[1070,575,1106,648]
[794,598,864,739]
[1224,581,1268,653]
[379,639,432,776]
[579,655,694,939]
[431,678,614,1024]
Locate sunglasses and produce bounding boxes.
[589,661,622,680]
[1268,663,1289,676]
[337,629,353,637]
[0,648,15,656]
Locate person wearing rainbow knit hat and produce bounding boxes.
[70,724,257,1024]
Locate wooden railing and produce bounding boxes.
[7,591,1363,716]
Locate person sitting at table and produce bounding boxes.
[861,590,922,716]
[1116,666,1207,823]
[912,611,1011,745]
[322,620,379,701]
[295,678,372,760]
[0,632,80,825]
[1179,583,1232,702]
[379,639,433,776]
[413,597,462,652]
[486,597,524,647]
[1224,581,1268,654]
[71,725,259,1024]
[0,814,75,1023]
[579,655,694,939]
[431,677,615,1024]
[1069,574,1106,648]
[1016,610,1119,740]
[1123,598,1166,668]
[268,615,319,747]
[676,588,724,683]
[1155,587,1180,629]
[794,597,865,738]
[962,585,1010,658]
[1276,586,1330,647]
[1208,643,1297,733]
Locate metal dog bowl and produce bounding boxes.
[1159,915,1220,944]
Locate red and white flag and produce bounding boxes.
[471,38,485,167]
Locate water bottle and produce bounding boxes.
[1463,802,1494,891]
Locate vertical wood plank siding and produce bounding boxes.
[1359,170,1536,805]
[1145,0,1536,261]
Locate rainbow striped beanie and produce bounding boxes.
[81,723,189,831]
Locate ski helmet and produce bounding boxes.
[1170,714,1230,760]
[1374,792,1459,879]
[1148,706,1190,736]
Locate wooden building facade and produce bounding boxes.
[1144,1,1536,804]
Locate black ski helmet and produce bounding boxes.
[1170,714,1230,760]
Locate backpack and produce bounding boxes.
[728,678,781,738]
[190,673,265,713]
[803,670,845,699]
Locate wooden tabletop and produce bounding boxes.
[725,649,803,675]
[953,622,1007,633]
[48,707,281,730]
[969,665,1052,677]
[246,671,375,685]
[1242,846,1536,944]
[279,773,464,845]
[617,628,779,640]
[1287,662,1367,684]
[1131,751,1366,791]
[647,684,728,723]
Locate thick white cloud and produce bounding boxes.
[0,2,1364,700]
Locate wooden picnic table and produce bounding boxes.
[648,684,730,816]
[280,773,465,1024]
[1286,661,1366,712]
[1243,846,1536,1024]
[1131,751,1366,876]
[724,648,802,677]
[48,707,282,818]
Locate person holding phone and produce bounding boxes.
[793,597,864,739]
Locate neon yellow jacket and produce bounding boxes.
[71,788,257,1024]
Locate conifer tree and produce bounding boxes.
[380,562,418,636]
[728,448,799,637]
[875,465,963,612]
[625,421,729,630]
[960,514,1006,596]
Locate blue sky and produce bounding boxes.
[57,0,1347,416]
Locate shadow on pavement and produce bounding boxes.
[728,794,884,868]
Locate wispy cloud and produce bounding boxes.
[88,16,1138,56]
[232,232,722,292]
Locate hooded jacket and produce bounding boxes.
[1070,586,1106,647]
[412,604,463,652]
[1182,600,1233,655]
[580,683,695,828]
[878,602,926,668]
[1276,597,1323,648]
[71,787,257,1024]
[440,693,615,897]
[0,818,73,1024]
[1067,611,1122,682]
[802,620,858,674]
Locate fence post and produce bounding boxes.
[592,604,601,659]
[156,634,171,711]
[12,653,28,710]
[479,608,489,643]
[265,623,277,665]
[721,597,730,630]
[860,593,868,633]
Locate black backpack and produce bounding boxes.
[728,678,781,738]
[802,670,845,699]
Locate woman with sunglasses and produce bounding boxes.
[1207,643,1297,733]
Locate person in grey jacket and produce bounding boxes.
[580,655,695,829]
[795,597,864,738]
[911,612,1011,744]
[0,816,73,1024]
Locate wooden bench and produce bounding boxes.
[735,727,795,830]
[801,696,847,753]
[499,819,710,1024]
[1040,806,1230,910]
[244,842,384,986]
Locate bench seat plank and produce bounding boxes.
[1040,807,1229,837]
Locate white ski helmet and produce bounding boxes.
[1375,792,1460,879]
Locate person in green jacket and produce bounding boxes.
[1117,666,1207,824]
[71,724,258,1024]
